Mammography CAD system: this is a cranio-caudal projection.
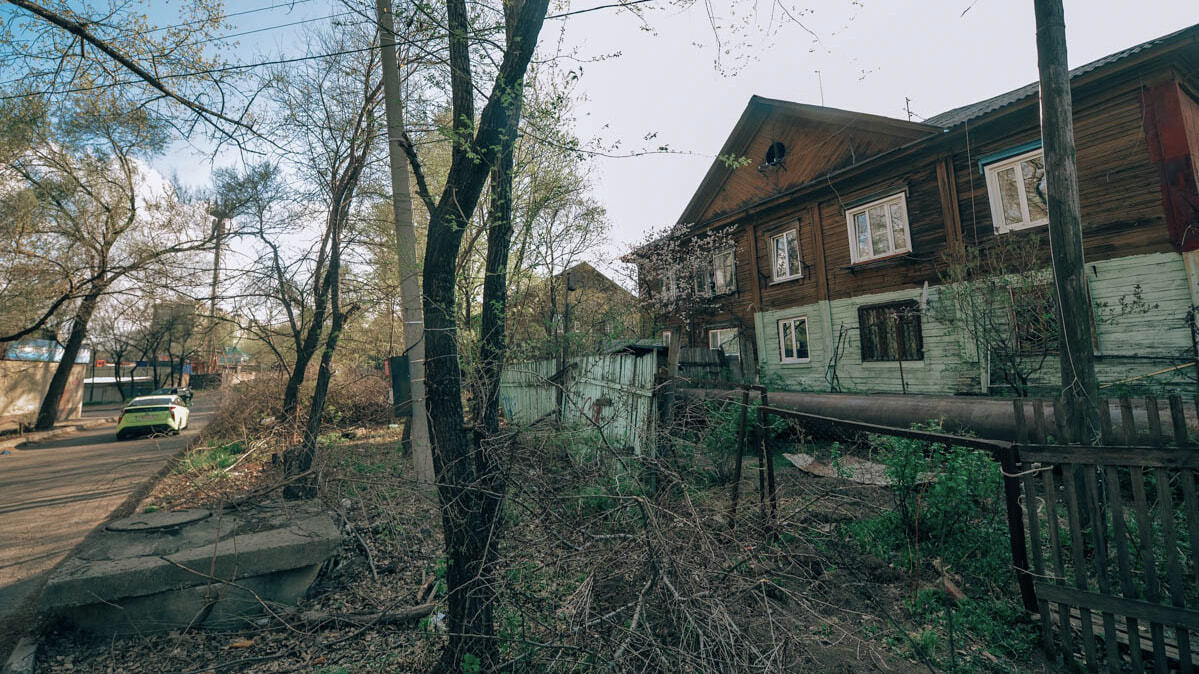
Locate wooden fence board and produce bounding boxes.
[1015,396,1199,671]
[500,352,659,455]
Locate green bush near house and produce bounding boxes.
[695,398,788,485]
[846,423,1036,670]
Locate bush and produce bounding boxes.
[846,424,1034,671]
[696,398,788,485]
[323,372,391,427]
[846,423,1009,584]
[202,370,392,443]
[176,441,245,474]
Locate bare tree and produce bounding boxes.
[0,92,215,429]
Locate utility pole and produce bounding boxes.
[376,0,434,486]
[1034,0,1099,436]
[208,215,224,374]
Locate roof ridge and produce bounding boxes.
[925,22,1199,128]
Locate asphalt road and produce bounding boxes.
[0,395,215,659]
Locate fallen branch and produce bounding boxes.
[295,603,435,628]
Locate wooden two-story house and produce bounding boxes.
[644,24,1199,395]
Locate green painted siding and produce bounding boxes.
[755,252,1197,396]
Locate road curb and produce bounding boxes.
[0,417,117,452]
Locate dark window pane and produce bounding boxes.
[859,301,922,362]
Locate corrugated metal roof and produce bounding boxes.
[925,23,1199,128]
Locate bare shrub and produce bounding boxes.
[201,369,391,444]
[323,371,392,428]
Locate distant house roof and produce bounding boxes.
[555,262,636,301]
[925,23,1199,128]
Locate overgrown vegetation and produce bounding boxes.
[845,424,1039,671]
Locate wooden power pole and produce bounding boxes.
[1034,0,1100,435]
[376,0,434,486]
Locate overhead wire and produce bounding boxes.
[0,0,658,102]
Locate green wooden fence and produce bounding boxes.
[499,352,658,455]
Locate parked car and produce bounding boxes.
[150,386,193,404]
[116,395,190,440]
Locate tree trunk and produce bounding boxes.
[476,19,525,437]
[34,289,101,430]
[281,237,335,422]
[376,0,433,485]
[421,0,547,665]
[113,358,124,400]
[1033,0,1099,436]
[285,269,346,499]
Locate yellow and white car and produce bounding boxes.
[116,395,190,440]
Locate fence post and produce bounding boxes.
[761,390,778,534]
[728,388,749,529]
[756,393,770,533]
[1007,400,1038,612]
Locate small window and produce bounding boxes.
[692,263,712,297]
[777,316,810,363]
[846,193,911,263]
[858,300,923,362]
[660,270,678,300]
[661,330,672,347]
[984,149,1048,233]
[712,248,736,294]
[771,230,802,281]
[708,327,741,360]
[691,248,736,297]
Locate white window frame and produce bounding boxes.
[660,269,678,300]
[712,247,737,294]
[770,229,803,282]
[984,148,1049,234]
[845,192,912,263]
[661,330,672,347]
[777,316,810,363]
[708,327,740,359]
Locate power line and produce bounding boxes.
[2,0,319,45]
[0,1,342,88]
[0,0,658,102]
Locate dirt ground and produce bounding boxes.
[33,423,1062,673]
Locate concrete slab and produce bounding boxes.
[41,501,341,635]
[0,637,35,674]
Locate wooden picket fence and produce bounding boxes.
[1012,395,1199,672]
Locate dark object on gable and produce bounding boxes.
[762,141,786,170]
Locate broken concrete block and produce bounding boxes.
[41,501,341,636]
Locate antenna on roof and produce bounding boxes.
[815,70,824,106]
[905,97,913,121]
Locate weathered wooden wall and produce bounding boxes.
[499,352,658,454]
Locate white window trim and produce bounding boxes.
[845,192,912,263]
[661,330,672,347]
[777,316,811,364]
[769,229,803,282]
[984,148,1049,234]
[661,270,678,300]
[708,328,740,358]
[712,247,737,294]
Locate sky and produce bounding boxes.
[147,0,1198,269]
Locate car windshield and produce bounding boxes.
[127,396,176,408]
